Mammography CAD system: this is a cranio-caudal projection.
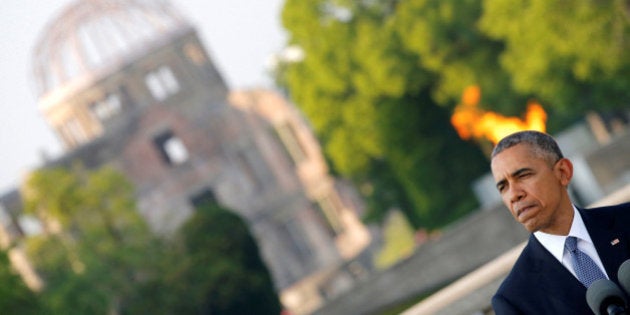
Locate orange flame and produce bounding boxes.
[451,86,547,144]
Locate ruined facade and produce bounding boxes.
[0,1,373,313]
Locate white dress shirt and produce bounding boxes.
[534,206,609,279]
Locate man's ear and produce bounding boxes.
[555,158,573,186]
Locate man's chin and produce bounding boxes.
[521,221,539,233]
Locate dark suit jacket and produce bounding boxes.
[492,202,630,314]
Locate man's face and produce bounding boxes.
[490,143,571,234]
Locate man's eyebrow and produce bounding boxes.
[512,167,532,178]
[495,167,532,189]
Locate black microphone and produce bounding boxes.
[586,279,628,315]
[618,259,630,297]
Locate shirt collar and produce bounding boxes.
[534,206,592,262]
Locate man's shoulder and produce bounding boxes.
[492,238,541,314]
[585,201,630,213]
[582,201,630,222]
[493,232,595,314]
[495,237,539,295]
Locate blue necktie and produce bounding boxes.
[565,236,606,288]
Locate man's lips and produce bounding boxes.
[516,205,536,219]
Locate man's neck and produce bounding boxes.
[539,203,575,236]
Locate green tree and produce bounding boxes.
[479,0,630,116]
[279,0,630,230]
[0,250,43,314]
[23,166,281,314]
[393,0,525,114]
[22,166,156,314]
[280,0,488,229]
[124,200,282,315]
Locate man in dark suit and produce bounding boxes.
[490,130,630,314]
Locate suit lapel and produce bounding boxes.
[506,205,630,314]
[580,208,630,283]
[528,235,589,312]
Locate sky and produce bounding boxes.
[0,0,287,194]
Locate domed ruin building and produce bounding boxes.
[1,0,374,313]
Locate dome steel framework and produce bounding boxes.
[32,0,190,97]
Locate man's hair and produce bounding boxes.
[491,130,564,165]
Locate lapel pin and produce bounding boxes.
[611,238,620,246]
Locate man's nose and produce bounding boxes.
[508,185,525,203]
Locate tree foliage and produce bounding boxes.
[280,0,488,229]
[22,166,155,314]
[124,201,282,315]
[21,166,282,314]
[178,201,281,315]
[279,0,630,230]
[0,250,43,314]
[479,0,630,114]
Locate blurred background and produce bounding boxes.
[1,1,629,314]
[0,0,286,193]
